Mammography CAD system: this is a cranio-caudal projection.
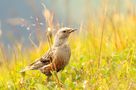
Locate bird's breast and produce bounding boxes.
[54,44,71,66]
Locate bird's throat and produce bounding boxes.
[53,38,68,47]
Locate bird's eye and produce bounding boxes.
[63,31,66,33]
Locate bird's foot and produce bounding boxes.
[19,77,25,88]
[56,80,63,87]
[44,76,51,84]
[19,72,26,88]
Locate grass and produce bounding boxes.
[0,3,136,90]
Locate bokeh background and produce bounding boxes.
[0,0,136,89]
[0,0,88,47]
[1,0,136,49]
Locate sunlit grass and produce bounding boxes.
[0,7,136,90]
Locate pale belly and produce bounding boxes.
[54,44,71,71]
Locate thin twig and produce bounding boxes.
[29,33,38,48]
[98,7,107,68]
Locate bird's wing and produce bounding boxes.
[20,49,54,73]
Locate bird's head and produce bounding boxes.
[54,27,77,46]
[56,27,77,39]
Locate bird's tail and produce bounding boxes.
[20,60,44,73]
[20,66,32,73]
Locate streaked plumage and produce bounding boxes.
[20,27,76,76]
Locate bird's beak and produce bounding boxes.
[69,29,77,33]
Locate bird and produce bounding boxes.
[20,27,77,79]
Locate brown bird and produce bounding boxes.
[20,27,77,79]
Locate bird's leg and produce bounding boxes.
[19,72,26,88]
[46,76,51,81]
[53,71,63,87]
[45,76,51,84]
[50,63,63,86]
